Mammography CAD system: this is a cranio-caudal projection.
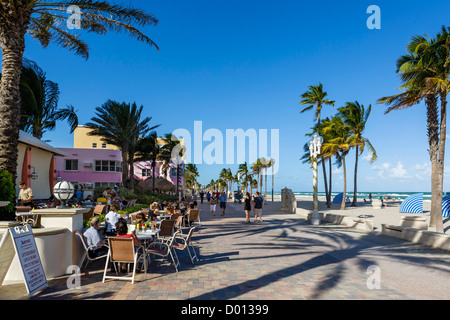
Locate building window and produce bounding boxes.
[94,182,117,189]
[142,169,152,177]
[94,160,122,172]
[92,143,97,148]
[101,143,107,148]
[65,159,79,171]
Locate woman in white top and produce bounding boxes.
[105,202,127,236]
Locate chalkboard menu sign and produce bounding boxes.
[8,224,48,296]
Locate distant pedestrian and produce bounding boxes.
[219,192,227,216]
[243,192,252,223]
[253,192,264,223]
[206,191,211,202]
[209,195,217,216]
[200,191,205,204]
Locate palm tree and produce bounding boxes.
[2,58,79,140]
[135,131,162,192]
[378,27,450,232]
[85,100,159,187]
[251,159,263,194]
[300,83,336,125]
[158,133,185,198]
[300,83,335,208]
[237,162,249,193]
[338,102,377,206]
[0,0,159,184]
[321,116,354,210]
[185,163,199,195]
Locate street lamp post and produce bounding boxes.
[309,134,323,225]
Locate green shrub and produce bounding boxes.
[0,170,16,221]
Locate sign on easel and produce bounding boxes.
[8,224,48,296]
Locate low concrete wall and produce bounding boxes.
[382,224,450,251]
[0,225,69,285]
[295,208,374,232]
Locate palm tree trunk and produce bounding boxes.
[341,153,347,210]
[352,145,359,206]
[152,160,156,192]
[321,158,329,208]
[121,143,129,187]
[328,158,332,206]
[427,95,440,230]
[0,27,27,182]
[434,93,447,233]
[271,163,274,202]
[128,150,135,189]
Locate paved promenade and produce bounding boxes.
[2,200,450,301]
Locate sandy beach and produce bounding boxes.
[267,195,450,234]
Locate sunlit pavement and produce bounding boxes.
[3,200,450,300]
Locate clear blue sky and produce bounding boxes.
[21,0,450,192]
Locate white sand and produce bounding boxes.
[267,195,450,234]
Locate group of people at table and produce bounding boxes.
[83,199,198,271]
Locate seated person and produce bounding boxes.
[115,219,142,248]
[105,202,127,236]
[83,217,109,258]
[135,212,147,225]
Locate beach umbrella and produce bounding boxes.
[399,193,423,214]
[332,193,343,204]
[442,195,450,218]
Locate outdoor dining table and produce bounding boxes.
[135,228,161,266]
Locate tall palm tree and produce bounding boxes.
[321,116,354,210]
[85,100,159,187]
[300,83,335,208]
[0,0,159,184]
[3,58,79,140]
[338,101,377,206]
[378,27,450,232]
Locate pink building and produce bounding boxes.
[55,148,122,189]
[134,160,184,187]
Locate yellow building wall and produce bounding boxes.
[74,127,184,155]
[74,126,120,150]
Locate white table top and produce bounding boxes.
[136,228,160,239]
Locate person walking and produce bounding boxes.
[200,191,205,204]
[219,192,227,216]
[253,192,264,223]
[209,194,217,216]
[206,191,211,203]
[243,192,252,223]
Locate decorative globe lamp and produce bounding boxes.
[53,181,75,209]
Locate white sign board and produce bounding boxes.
[9,224,48,296]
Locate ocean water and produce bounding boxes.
[271,191,433,201]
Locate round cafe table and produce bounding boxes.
[135,228,161,266]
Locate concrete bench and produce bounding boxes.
[382,224,450,251]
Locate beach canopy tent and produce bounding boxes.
[332,193,343,204]
[399,193,423,214]
[137,177,176,193]
[442,195,450,218]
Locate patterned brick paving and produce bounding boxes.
[4,200,450,301]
